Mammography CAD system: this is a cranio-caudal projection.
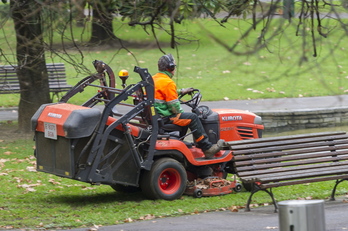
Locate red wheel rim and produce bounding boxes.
[158,168,181,195]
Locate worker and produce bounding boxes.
[152,53,224,158]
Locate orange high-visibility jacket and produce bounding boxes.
[152,72,183,117]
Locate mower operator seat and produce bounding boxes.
[158,118,188,138]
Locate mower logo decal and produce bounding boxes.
[222,116,242,121]
[157,141,168,146]
[47,112,62,119]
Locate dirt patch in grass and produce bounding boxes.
[0,122,33,142]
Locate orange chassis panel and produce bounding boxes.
[156,139,233,165]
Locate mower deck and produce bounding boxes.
[185,177,242,198]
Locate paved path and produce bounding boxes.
[2,94,348,122]
[56,196,348,231]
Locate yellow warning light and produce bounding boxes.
[118,69,129,77]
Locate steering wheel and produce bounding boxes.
[178,89,201,109]
[196,105,212,119]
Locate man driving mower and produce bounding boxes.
[152,53,224,158]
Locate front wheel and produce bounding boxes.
[233,183,243,192]
[140,158,187,200]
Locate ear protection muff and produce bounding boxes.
[164,54,176,72]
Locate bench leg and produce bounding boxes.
[266,188,278,213]
[329,179,347,201]
[51,92,59,102]
[245,185,278,213]
[245,189,256,212]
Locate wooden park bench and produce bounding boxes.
[226,131,348,212]
[0,63,72,100]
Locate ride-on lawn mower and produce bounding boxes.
[31,61,264,200]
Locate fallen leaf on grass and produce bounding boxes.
[17,183,41,192]
[13,177,23,183]
[81,187,95,190]
[26,166,36,172]
[18,183,41,188]
[229,206,239,212]
[252,90,264,94]
[229,205,244,212]
[26,188,36,192]
[139,214,155,220]
[0,159,9,170]
[266,87,276,92]
[88,224,100,231]
[48,178,61,185]
[124,218,133,223]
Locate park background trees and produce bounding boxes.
[1,0,348,132]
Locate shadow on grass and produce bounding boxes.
[41,191,148,207]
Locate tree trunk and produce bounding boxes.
[10,0,50,133]
[89,0,119,45]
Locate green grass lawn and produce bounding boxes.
[0,132,347,229]
[1,16,348,107]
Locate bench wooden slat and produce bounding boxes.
[227,131,347,150]
[0,74,18,78]
[237,157,348,177]
[233,143,348,161]
[0,63,71,95]
[231,134,348,156]
[242,164,348,182]
[262,174,348,189]
[235,149,348,167]
[1,75,69,81]
[236,155,348,174]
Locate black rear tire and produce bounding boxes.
[140,158,187,200]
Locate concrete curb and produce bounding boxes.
[255,107,348,132]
